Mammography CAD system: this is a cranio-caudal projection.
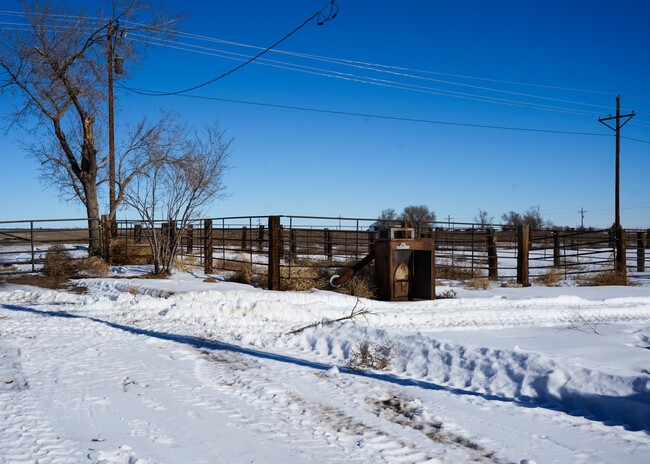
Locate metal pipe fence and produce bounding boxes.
[2,215,648,287]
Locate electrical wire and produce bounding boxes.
[1,9,647,117]
[115,82,632,137]
[123,1,338,97]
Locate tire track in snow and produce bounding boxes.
[0,334,85,464]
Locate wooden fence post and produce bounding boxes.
[637,231,646,273]
[290,228,297,256]
[517,224,530,286]
[241,226,248,250]
[101,214,112,264]
[204,219,213,273]
[134,224,142,244]
[487,228,498,280]
[268,216,281,290]
[186,224,194,254]
[614,226,627,276]
[257,224,265,251]
[553,230,561,267]
[324,228,333,262]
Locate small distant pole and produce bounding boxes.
[579,208,587,229]
[446,215,454,230]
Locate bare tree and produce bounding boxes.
[400,204,435,236]
[0,0,180,254]
[501,206,552,229]
[377,208,398,227]
[474,209,493,228]
[123,120,231,274]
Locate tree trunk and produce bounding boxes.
[82,177,101,256]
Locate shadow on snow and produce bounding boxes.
[2,302,649,433]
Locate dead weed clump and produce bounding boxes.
[535,267,564,286]
[346,340,394,371]
[75,256,110,277]
[464,277,490,290]
[42,244,75,278]
[229,257,255,284]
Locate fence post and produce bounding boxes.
[268,216,281,290]
[487,228,498,280]
[204,219,213,273]
[637,231,646,273]
[102,214,112,264]
[290,228,297,256]
[516,225,530,286]
[257,224,265,251]
[614,225,627,276]
[186,224,194,253]
[30,221,35,273]
[134,224,142,244]
[324,228,333,262]
[553,230,561,267]
[241,226,248,251]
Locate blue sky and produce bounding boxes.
[1,0,649,228]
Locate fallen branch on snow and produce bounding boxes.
[285,298,370,336]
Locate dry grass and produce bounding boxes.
[42,244,74,278]
[229,257,255,285]
[436,262,481,281]
[279,258,376,299]
[75,256,110,277]
[111,239,153,265]
[535,267,564,286]
[172,254,201,272]
[578,270,630,287]
[465,277,490,290]
[0,264,18,273]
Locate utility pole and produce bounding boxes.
[579,207,587,229]
[107,20,124,231]
[598,95,635,230]
[446,215,453,230]
[599,95,635,273]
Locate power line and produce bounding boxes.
[123,35,611,117]
[126,1,338,97]
[2,10,648,118]
[115,82,631,138]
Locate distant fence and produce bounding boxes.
[0,218,99,274]
[1,215,649,289]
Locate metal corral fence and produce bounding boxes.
[2,215,649,287]
[107,216,649,288]
[0,218,99,274]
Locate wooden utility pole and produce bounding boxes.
[599,96,635,274]
[107,20,123,229]
[598,96,635,229]
[579,207,587,229]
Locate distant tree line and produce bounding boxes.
[377,205,554,230]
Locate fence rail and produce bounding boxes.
[1,216,649,289]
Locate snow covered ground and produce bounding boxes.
[1,268,650,463]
